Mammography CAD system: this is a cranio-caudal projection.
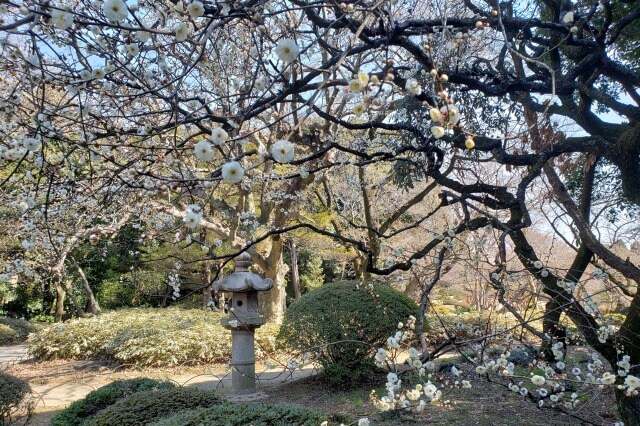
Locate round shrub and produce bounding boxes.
[28,308,279,367]
[88,387,223,426]
[151,403,345,426]
[278,280,418,386]
[0,371,30,423]
[51,378,176,426]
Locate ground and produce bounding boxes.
[2,344,620,425]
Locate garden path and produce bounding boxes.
[0,344,28,365]
[1,343,315,411]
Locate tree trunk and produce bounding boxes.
[290,240,301,299]
[202,261,213,309]
[54,280,66,322]
[71,259,101,315]
[261,261,288,323]
[43,278,55,317]
[617,388,640,426]
[259,236,288,324]
[403,275,420,297]
[62,279,86,317]
[617,296,640,425]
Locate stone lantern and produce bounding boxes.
[212,252,273,400]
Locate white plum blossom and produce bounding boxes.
[407,388,421,400]
[618,355,631,371]
[187,1,205,18]
[51,9,74,30]
[221,161,244,183]
[211,127,229,145]
[23,138,41,151]
[601,372,616,385]
[193,140,215,161]
[531,375,546,386]
[125,43,139,56]
[405,78,422,96]
[431,126,445,139]
[92,68,105,79]
[271,140,295,163]
[440,105,461,125]
[175,22,189,41]
[357,71,369,86]
[254,76,269,91]
[183,205,202,228]
[80,69,92,80]
[349,79,364,93]
[429,107,442,122]
[275,39,299,63]
[562,11,575,24]
[625,375,640,394]
[102,0,128,22]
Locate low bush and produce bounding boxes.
[87,387,223,426]
[0,371,31,424]
[151,403,345,426]
[51,378,176,426]
[0,317,44,345]
[28,308,279,366]
[278,280,418,387]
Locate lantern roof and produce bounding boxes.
[212,252,274,293]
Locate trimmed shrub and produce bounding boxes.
[51,378,175,426]
[0,371,31,424]
[87,387,223,426]
[278,280,418,386]
[0,317,44,345]
[151,403,345,426]
[28,308,279,367]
